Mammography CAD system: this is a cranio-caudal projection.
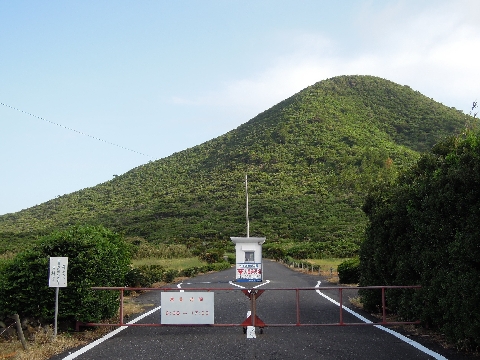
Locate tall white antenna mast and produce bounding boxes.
[245,174,249,238]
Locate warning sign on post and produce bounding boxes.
[161,292,214,324]
[236,263,262,282]
[49,257,68,287]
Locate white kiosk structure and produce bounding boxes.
[230,175,266,282]
[231,236,265,282]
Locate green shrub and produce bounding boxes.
[208,262,231,272]
[199,249,224,264]
[263,241,359,260]
[125,267,149,287]
[0,225,130,323]
[128,261,230,287]
[360,131,480,349]
[226,254,235,264]
[162,269,178,283]
[338,258,360,284]
[133,265,165,286]
[180,267,199,278]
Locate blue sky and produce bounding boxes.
[1,0,479,215]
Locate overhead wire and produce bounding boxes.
[1,102,152,158]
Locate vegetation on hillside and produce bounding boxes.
[0,75,471,256]
[360,130,480,350]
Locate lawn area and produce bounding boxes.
[305,258,350,275]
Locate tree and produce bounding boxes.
[360,130,480,349]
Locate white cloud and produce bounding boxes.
[171,0,480,116]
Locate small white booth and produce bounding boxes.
[230,237,265,282]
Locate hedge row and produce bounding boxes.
[126,262,231,288]
[264,241,359,260]
[337,258,360,284]
[360,131,480,350]
[0,225,130,323]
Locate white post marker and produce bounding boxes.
[49,257,68,338]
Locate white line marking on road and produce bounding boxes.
[62,305,162,360]
[62,279,270,358]
[228,280,270,289]
[253,280,270,288]
[229,281,245,288]
[314,281,447,360]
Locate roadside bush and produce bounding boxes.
[208,262,231,272]
[263,243,287,260]
[263,241,359,260]
[337,258,360,284]
[360,131,480,350]
[126,265,169,287]
[162,269,178,283]
[199,249,224,264]
[180,262,231,278]
[125,267,147,288]
[226,254,235,264]
[180,266,199,278]
[0,225,130,323]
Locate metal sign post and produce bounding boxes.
[49,257,68,338]
[230,174,266,283]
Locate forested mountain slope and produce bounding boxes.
[0,75,471,254]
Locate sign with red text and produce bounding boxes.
[161,292,214,324]
[236,263,262,282]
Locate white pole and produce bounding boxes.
[245,174,249,238]
[54,287,59,338]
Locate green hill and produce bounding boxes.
[0,75,471,255]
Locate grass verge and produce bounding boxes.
[0,294,144,360]
[131,257,207,269]
[288,258,349,283]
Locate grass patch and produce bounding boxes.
[307,258,351,274]
[348,296,363,309]
[2,326,109,360]
[298,258,352,283]
[131,257,207,269]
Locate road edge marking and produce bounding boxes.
[314,281,447,360]
[228,280,270,289]
[62,305,162,360]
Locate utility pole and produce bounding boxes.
[245,174,249,238]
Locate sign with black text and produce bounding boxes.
[49,257,68,287]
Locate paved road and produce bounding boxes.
[51,261,471,359]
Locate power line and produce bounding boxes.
[1,102,152,158]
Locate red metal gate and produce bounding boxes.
[76,285,421,331]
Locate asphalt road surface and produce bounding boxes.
[51,261,473,360]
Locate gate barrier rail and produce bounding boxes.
[76,285,421,331]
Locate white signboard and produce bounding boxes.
[236,263,262,282]
[161,292,214,324]
[49,257,68,287]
